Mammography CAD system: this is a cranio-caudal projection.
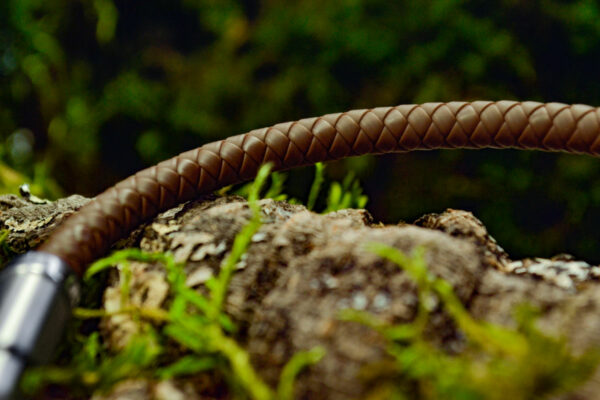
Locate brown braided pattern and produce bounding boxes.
[40,101,600,274]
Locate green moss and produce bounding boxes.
[0,229,14,266]
[339,243,600,400]
[23,166,600,399]
[22,164,324,399]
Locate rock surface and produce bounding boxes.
[2,193,600,399]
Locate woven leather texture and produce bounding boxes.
[40,101,600,274]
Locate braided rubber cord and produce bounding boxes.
[40,101,600,275]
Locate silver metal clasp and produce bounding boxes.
[0,251,80,400]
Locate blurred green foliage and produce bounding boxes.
[2,0,600,259]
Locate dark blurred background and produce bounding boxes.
[2,0,600,261]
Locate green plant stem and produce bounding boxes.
[277,347,326,400]
[307,162,324,211]
[208,325,274,400]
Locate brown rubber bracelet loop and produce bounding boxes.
[40,101,600,275]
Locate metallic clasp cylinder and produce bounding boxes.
[0,252,79,400]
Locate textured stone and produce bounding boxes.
[2,194,600,399]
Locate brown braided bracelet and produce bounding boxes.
[1,100,600,399]
[40,100,600,275]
